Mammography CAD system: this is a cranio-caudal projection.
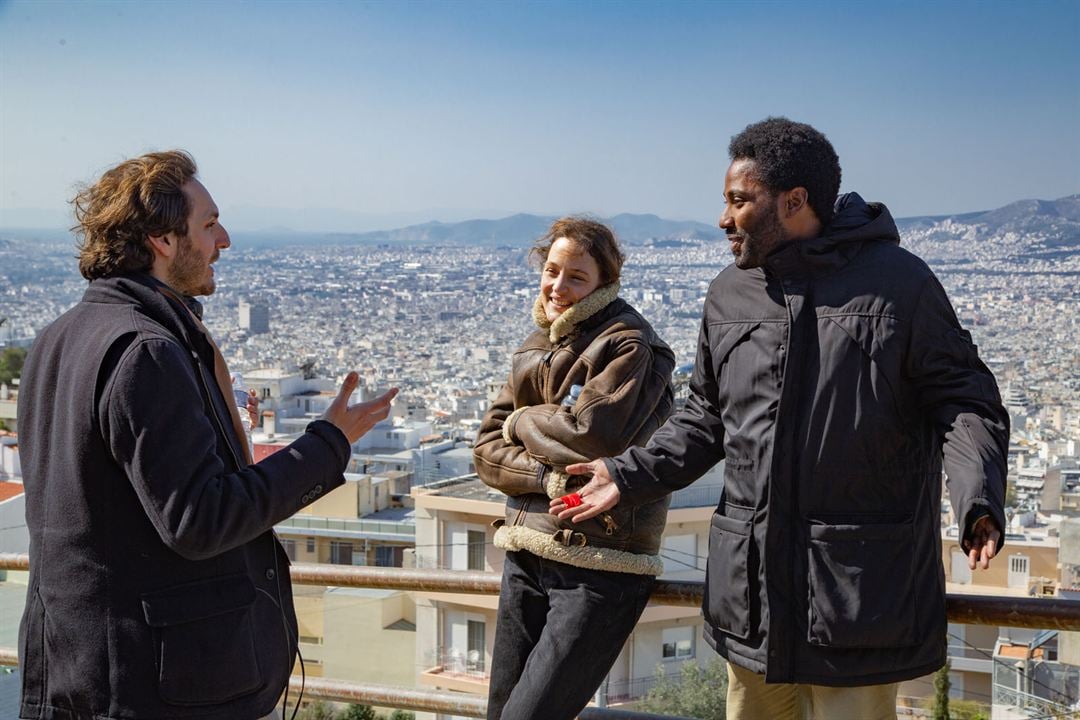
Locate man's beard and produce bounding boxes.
[166,235,216,297]
[728,204,786,270]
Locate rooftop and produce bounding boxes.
[0,483,23,503]
[416,476,505,503]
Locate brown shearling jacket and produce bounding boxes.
[474,284,676,575]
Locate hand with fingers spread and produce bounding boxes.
[548,459,621,522]
[322,372,398,444]
[965,515,1001,570]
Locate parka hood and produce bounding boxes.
[767,192,900,276]
[825,192,900,247]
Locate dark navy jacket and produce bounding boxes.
[609,194,1009,686]
[17,274,350,719]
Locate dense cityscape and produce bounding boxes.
[1,208,1077,435]
[1,200,1079,718]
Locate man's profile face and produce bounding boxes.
[719,159,787,270]
[165,179,230,297]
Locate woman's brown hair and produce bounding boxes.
[72,150,197,280]
[530,216,625,284]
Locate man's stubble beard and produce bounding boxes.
[166,235,216,297]
[730,203,787,270]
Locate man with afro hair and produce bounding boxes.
[557,117,1008,719]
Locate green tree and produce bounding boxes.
[932,661,951,720]
[339,705,376,720]
[949,699,989,720]
[386,711,415,720]
[341,703,380,720]
[0,346,26,386]
[297,700,339,720]
[638,658,727,720]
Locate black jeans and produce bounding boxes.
[486,550,655,720]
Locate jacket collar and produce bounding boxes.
[531,282,621,343]
[82,273,207,355]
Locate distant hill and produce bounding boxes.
[895,194,1080,266]
[324,212,724,247]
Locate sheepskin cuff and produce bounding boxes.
[545,471,569,499]
[494,524,663,576]
[502,405,530,445]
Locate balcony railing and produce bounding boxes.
[275,515,415,541]
[3,553,1079,718]
[424,647,488,678]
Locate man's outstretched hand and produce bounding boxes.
[549,459,621,522]
[322,372,398,444]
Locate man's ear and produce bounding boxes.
[783,187,809,218]
[146,233,174,259]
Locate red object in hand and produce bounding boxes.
[560,492,583,508]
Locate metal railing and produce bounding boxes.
[3,552,1080,718]
[4,553,1080,627]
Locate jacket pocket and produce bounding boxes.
[703,513,753,640]
[141,574,262,705]
[807,522,918,648]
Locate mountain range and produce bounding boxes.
[3,195,1077,265]
[310,194,1080,267]
[314,212,724,248]
[895,194,1080,265]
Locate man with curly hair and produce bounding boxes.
[17,150,396,720]
[556,118,1008,719]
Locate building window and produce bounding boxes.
[306,537,316,554]
[330,541,354,565]
[1008,554,1030,588]
[662,626,694,660]
[467,620,486,673]
[281,538,297,562]
[376,545,402,567]
[467,530,485,571]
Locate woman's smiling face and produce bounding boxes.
[540,237,601,323]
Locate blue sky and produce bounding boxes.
[1,0,1077,231]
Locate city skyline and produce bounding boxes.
[1,0,1078,232]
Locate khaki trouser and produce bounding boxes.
[726,663,899,720]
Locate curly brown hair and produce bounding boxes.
[529,216,625,285]
[72,150,198,280]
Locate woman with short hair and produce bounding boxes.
[473,216,676,720]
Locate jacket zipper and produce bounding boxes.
[539,348,556,400]
[601,513,619,535]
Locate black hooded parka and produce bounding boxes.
[608,193,1009,686]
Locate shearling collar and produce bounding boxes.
[531,282,621,343]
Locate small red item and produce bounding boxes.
[561,492,583,508]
